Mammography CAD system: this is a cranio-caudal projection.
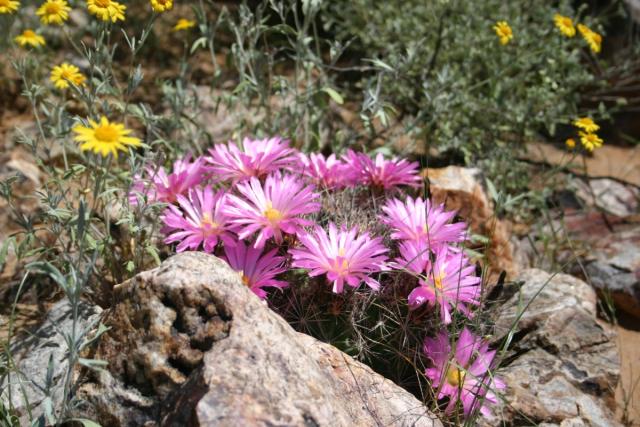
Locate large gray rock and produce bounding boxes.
[487,269,621,427]
[1,299,102,425]
[78,252,441,427]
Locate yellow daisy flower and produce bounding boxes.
[150,0,172,13]
[577,24,602,54]
[173,18,195,32]
[579,131,603,152]
[51,63,86,90]
[565,138,576,149]
[73,117,142,158]
[553,14,575,37]
[493,21,513,45]
[573,117,599,133]
[0,0,20,14]
[36,0,70,25]
[14,29,46,48]
[86,0,126,23]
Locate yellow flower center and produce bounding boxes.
[23,30,36,38]
[446,365,466,387]
[433,274,444,290]
[94,0,111,7]
[200,213,219,233]
[335,248,350,273]
[45,2,61,14]
[0,0,10,6]
[263,203,283,223]
[59,69,73,80]
[94,124,119,143]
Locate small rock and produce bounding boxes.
[487,269,621,427]
[0,149,42,220]
[527,210,640,320]
[2,299,103,425]
[0,241,18,282]
[570,219,640,320]
[78,252,442,427]
[585,260,640,320]
[6,154,41,187]
[572,178,639,217]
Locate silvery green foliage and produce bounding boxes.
[321,0,615,196]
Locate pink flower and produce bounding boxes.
[225,173,321,248]
[205,136,297,182]
[393,240,430,274]
[223,241,288,299]
[424,328,505,418]
[161,186,235,253]
[407,246,480,323]
[381,196,467,248]
[290,223,388,293]
[297,152,354,189]
[129,155,206,205]
[343,150,421,189]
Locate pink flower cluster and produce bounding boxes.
[424,328,505,417]
[132,136,501,419]
[131,138,420,298]
[381,196,480,324]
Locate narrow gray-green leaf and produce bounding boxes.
[322,87,344,105]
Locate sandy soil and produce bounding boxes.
[526,142,640,187]
[616,312,640,426]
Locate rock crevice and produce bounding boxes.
[78,252,442,427]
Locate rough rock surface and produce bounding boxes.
[547,211,640,320]
[78,252,442,427]
[486,269,621,427]
[581,224,640,320]
[0,149,42,273]
[2,299,102,425]
[511,206,640,320]
[571,178,639,217]
[423,166,516,280]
